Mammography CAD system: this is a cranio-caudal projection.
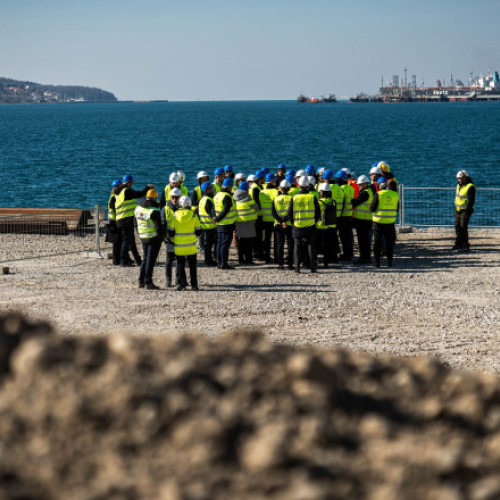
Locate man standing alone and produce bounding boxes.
[453,170,475,252]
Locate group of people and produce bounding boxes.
[107,161,407,290]
[107,162,477,291]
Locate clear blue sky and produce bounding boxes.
[1,0,499,100]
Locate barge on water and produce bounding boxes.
[298,93,337,103]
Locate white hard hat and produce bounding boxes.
[342,167,352,176]
[280,180,291,189]
[369,166,382,175]
[317,167,325,175]
[457,170,468,178]
[357,175,370,185]
[319,182,331,192]
[247,174,256,182]
[179,195,191,207]
[176,170,186,182]
[170,187,182,197]
[296,169,306,177]
[169,172,181,183]
[298,176,310,187]
[235,173,246,181]
[308,176,316,185]
[197,171,209,179]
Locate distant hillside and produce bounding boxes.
[0,77,118,103]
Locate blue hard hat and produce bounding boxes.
[112,179,122,188]
[256,169,265,179]
[262,167,270,175]
[122,174,134,183]
[334,169,348,181]
[285,174,295,183]
[239,181,250,191]
[285,169,296,177]
[322,169,334,180]
[214,167,224,176]
[266,173,276,183]
[377,177,387,185]
[278,163,286,170]
[201,181,212,193]
[306,165,316,175]
[224,164,233,172]
[223,178,234,187]
[372,161,379,168]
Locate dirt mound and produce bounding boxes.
[1,313,500,500]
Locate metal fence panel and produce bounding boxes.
[399,186,500,228]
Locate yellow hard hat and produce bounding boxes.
[146,189,158,199]
[378,161,391,173]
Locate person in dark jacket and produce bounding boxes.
[212,178,236,269]
[115,174,154,267]
[453,170,476,252]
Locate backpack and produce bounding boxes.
[322,201,337,226]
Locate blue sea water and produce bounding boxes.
[1,101,499,209]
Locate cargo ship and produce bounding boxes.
[298,93,336,103]
[350,68,500,102]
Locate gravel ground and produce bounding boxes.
[1,228,499,373]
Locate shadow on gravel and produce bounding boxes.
[206,283,336,293]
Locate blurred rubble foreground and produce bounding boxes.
[1,313,500,500]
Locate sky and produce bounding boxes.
[1,0,499,101]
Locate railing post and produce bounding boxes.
[399,184,404,229]
[95,204,101,256]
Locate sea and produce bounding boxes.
[1,100,499,209]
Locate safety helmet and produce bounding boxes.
[179,195,192,208]
[319,182,332,192]
[262,167,270,175]
[170,187,182,197]
[342,167,352,176]
[377,177,387,185]
[112,179,122,188]
[169,172,181,183]
[239,181,250,191]
[200,182,212,193]
[357,175,370,185]
[334,170,348,181]
[224,164,233,172]
[266,173,276,183]
[317,167,325,176]
[278,163,286,170]
[235,173,246,181]
[285,174,295,184]
[306,165,316,175]
[296,169,306,177]
[280,180,291,189]
[247,174,256,182]
[176,170,186,182]
[256,169,266,179]
[197,171,209,179]
[146,189,158,199]
[298,176,310,187]
[286,169,296,177]
[122,174,134,183]
[457,170,469,178]
[214,167,224,176]
[223,178,234,187]
[322,169,334,180]
[308,176,316,185]
[369,166,382,175]
[378,161,390,173]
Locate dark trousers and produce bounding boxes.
[120,224,141,265]
[337,217,353,259]
[262,221,274,262]
[254,217,264,259]
[238,238,254,264]
[293,228,317,271]
[275,225,294,267]
[354,219,372,262]
[165,250,177,285]
[139,238,161,285]
[176,254,198,287]
[373,223,396,265]
[217,231,232,267]
[455,211,472,248]
[203,228,217,264]
[316,228,337,266]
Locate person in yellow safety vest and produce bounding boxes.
[234,181,258,265]
[115,174,154,267]
[167,196,201,291]
[351,175,373,264]
[272,179,294,270]
[191,171,210,209]
[134,189,163,290]
[308,176,319,199]
[334,169,354,261]
[259,173,279,263]
[160,172,188,208]
[213,167,225,193]
[453,169,476,252]
[161,187,182,287]
[250,169,266,260]
[316,183,338,268]
[198,182,218,266]
[287,176,321,273]
[212,177,237,269]
[370,177,399,268]
[288,173,300,197]
[107,179,127,266]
